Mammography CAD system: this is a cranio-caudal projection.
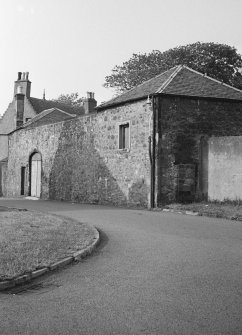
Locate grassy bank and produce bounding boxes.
[0,209,96,280]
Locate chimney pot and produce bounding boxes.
[26,72,29,80]
[22,72,26,80]
[18,72,22,80]
[87,92,92,99]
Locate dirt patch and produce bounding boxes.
[0,210,96,281]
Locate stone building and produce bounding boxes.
[5,66,242,207]
[0,72,97,195]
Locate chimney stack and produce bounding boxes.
[14,71,31,98]
[15,92,24,128]
[14,71,31,127]
[83,92,97,114]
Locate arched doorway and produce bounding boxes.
[30,152,41,197]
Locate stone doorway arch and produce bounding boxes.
[29,152,41,197]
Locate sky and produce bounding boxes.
[0,0,242,114]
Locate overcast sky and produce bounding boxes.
[0,0,242,115]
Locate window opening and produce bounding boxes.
[119,123,129,149]
[21,166,26,195]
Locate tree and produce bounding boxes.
[104,42,242,92]
[52,92,84,108]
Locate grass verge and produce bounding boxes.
[0,209,96,281]
[164,202,242,221]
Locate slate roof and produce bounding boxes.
[29,97,84,115]
[97,65,242,110]
[22,108,76,129]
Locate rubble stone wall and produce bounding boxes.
[7,100,152,207]
[157,95,242,204]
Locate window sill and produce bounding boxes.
[118,148,130,153]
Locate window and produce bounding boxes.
[119,123,130,149]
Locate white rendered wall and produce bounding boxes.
[208,136,242,201]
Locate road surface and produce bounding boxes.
[0,199,241,335]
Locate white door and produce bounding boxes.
[31,153,41,197]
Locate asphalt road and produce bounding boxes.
[0,199,241,335]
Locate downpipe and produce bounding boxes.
[148,96,156,209]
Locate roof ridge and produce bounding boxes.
[47,107,76,117]
[28,96,81,115]
[156,65,183,93]
[182,65,242,94]
[98,65,180,108]
[97,64,242,110]
[131,65,180,90]
[30,96,77,107]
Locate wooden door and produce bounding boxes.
[31,153,41,197]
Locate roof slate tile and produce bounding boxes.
[23,108,75,129]
[29,97,84,115]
